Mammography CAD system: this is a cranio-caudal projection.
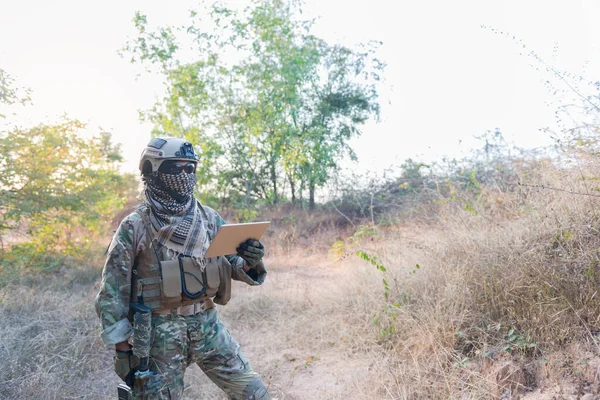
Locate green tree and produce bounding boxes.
[0,69,30,118]
[289,42,382,208]
[125,0,383,210]
[0,119,128,268]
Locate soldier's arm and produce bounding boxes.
[94,215,139,346]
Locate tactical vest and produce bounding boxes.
[131,204,223,311]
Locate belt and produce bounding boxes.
[154,299,214,316]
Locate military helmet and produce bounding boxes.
[139,137,199,175]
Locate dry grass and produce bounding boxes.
[347,160,600,398]
[3,161,600,399]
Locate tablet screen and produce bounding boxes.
[204,221,270,258]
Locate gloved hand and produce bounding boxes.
[114,349,140,386]
[236,238,264,269]
[245,260,267,285]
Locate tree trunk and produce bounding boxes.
[245,171,252,208]
[299,178,305,210]
[309,181,315,210]
[270,162,278,205]
[289,174,296,205]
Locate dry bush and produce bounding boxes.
[259,207,355,256]
[343,158,600,398]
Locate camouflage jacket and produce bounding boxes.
[94,203,263,346]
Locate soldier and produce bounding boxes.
[95,137,270,399]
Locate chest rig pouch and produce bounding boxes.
[161,256,206,300]
[137,206,221,310]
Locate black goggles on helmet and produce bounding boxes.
[158,160,197,175]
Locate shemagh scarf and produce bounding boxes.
[144,171,209,259]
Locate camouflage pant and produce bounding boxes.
[131,307,269,400]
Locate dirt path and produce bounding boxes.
[183,253,381,399]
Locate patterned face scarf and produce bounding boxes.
[144,171,209,259]
[147,171,195,211]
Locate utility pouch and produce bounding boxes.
[160,259,182,299]
[180,257,206,299]
[204,257,221,289]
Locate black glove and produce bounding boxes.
[114,350,140,387]
[246,260,267,285]
[236,238,264,268]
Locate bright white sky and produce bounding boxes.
[1,0,599,174]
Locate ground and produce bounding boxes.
[3,220,600,399]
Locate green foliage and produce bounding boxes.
[351,224,379,242]
[328,224,378,259]
[356,250,386,273]
[235,207,260,223]
[356,250,402,339]
[329,239,345,259]
[0,119,127,274]
[0,69,31,118]
[124,0,383,210]
[503,328,537,354]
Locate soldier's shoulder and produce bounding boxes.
[200,204,225,226]
[200,204,220,218]
[118,206,146,230]
[200,204,214,213]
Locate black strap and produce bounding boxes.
[138,205,162,265]
[133,205,163,303]
[179,256,206,299]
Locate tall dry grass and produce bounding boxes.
[347,158,600,398]
[0,267,112,399]
[2,159,600,399]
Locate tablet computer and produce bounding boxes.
[204,221,271,258]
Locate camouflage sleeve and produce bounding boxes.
[94,213,140,345]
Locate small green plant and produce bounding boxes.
[464,203,478,216]
[372,311,396,338]
[329,240,346,259]
[503,328,537,354]
[287,214,296,226]
[453,356,469,369]
[410,264,421,275]
[329,225,379,260]
[356,250,386,272]
[351,224,379,243]
[356,250,389,298]
[356,250,402,339]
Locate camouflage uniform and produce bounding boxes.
[95,207,269,399]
